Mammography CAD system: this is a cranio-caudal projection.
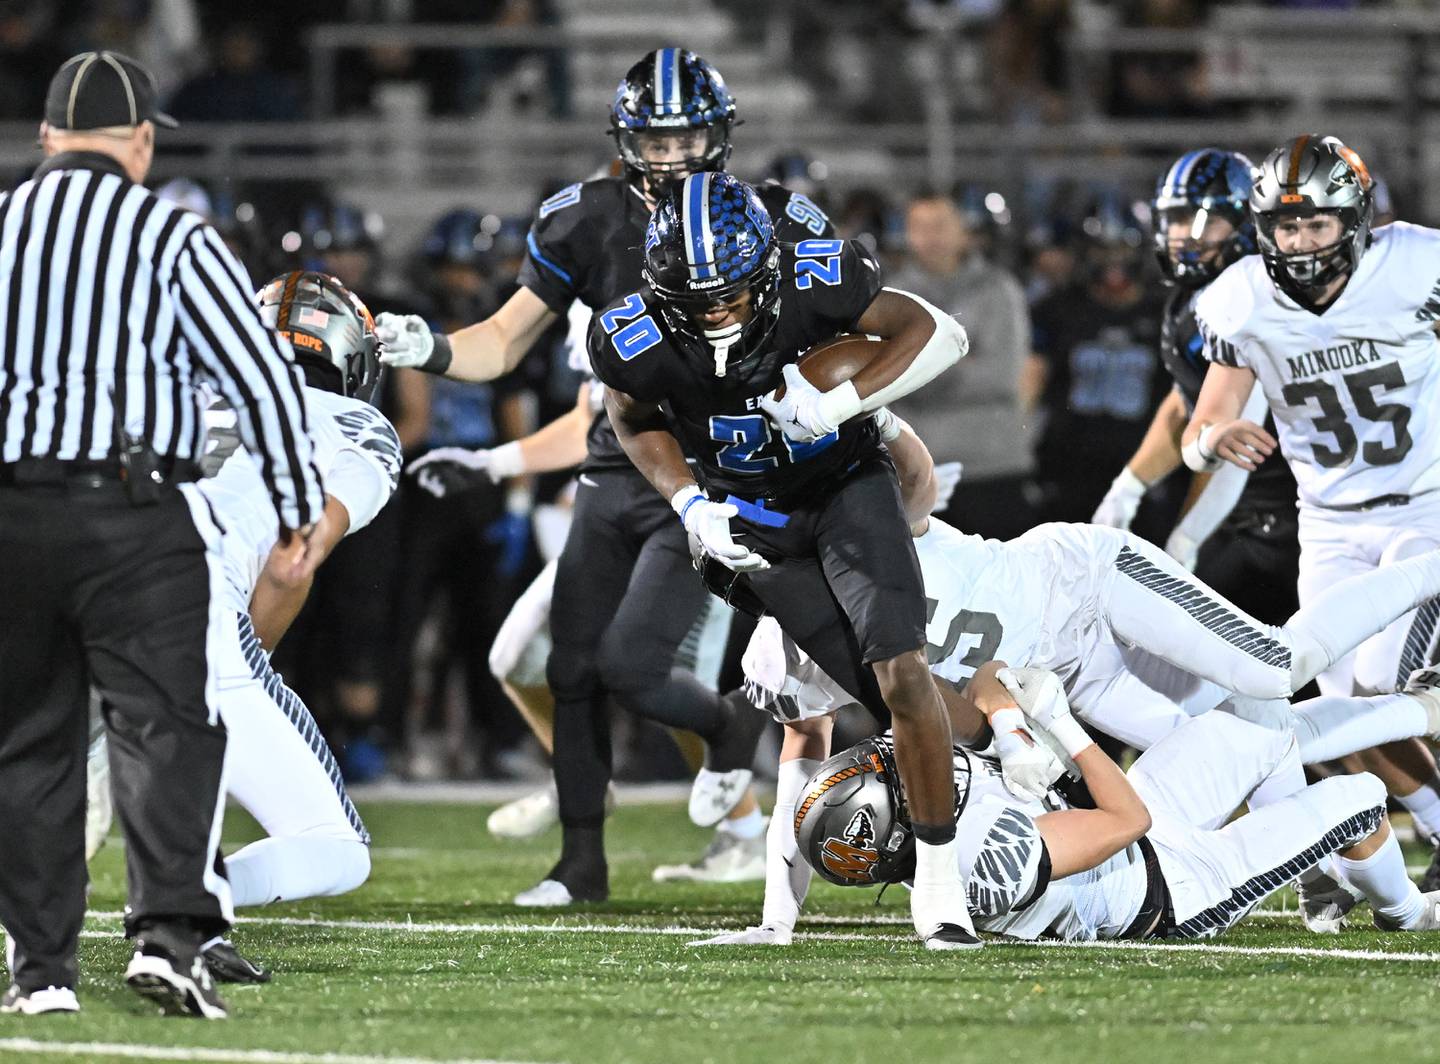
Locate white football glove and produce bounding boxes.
[996,666,1093,760]
[931,461,963,514]
[757,364,860,443]
[408,442,524,498]
[375,312,449,373]
[1165,528,1201,572]
[672,486,769,573]
[688,924,793,947]
[988,707,1064,802]
[1091,467,1147,529]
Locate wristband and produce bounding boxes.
[1182,424,1221,473]
[504,485,533,515]
[989,706,1027,736]
[1044,715,1095,759]
[815,380,862,431]
[425,331,454,375]
[1113,465,1148,497]
[671,484,704,523]
[488,440,525,480]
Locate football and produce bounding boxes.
[775,333,882,398]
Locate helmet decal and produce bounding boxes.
[820,808,880,882]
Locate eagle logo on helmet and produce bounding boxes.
[819,808,880,883]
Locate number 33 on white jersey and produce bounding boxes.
[1195,222,1440,509]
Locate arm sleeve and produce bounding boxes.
[515,183,585,313]
[173,223,324,529]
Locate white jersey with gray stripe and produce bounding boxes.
[1195,223,1440,510]
[953,748,1147,941]
[201,388,400,612]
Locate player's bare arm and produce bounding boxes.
[1183,361,1275,472]
[603,384,695,500]
[249,495,351,651]
[976,665,1151,877]
[376,286,558,383]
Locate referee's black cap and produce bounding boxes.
[44,51,178,131]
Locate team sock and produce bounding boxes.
[226,837,371,907]
[1291,693,1429,763]
[719,806,765,840]
[761,758,818,931]
[1337,832,1425,927]
[1397,779,1440,843]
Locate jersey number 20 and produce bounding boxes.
[601,293,663,361]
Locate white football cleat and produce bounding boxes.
[1296,870,1363,934]
[1,984,80,1015]
[1375,889,1440,932]
[512,879,577,907]
[912,877,982,951]
[688,768,753,827]
[653,823,766,883]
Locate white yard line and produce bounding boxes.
[0,1040,548,1064]
[80,911,1440,960]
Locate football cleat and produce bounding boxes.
[1296,870,1363,934]
[688,769,753,828]
[1418,843,1440,894]
[1402,668,1440,740]
[0,984,79,1015]
[1374,889,1440,932]
[200,938,271,984]
[512,877,609,907]
[125,925,228,1019]
[652,823,767,883]
[922,923,984,952]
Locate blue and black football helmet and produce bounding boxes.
[1152,149,1257,288]
[610,48,737,191]
[643,172,781,378]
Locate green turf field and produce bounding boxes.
[3,799,1439,1064]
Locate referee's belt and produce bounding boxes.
[1119,836,1174,940]
[0,456,200,488]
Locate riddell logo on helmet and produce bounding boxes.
[689,276,727,290]
[647,114,691,129]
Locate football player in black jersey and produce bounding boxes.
[591,173,979,949]
[1090,149,1303,626]
[375,49,836,903]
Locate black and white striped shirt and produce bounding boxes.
[0,151,323,528]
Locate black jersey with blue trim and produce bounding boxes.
[518,176,835,473]
[1161,287,1296,517]
[588,239,885,502]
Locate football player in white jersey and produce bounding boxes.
[695,418,1440,944]
[786,666,1440,944]
[1181,134,1440,872]
[88,272,401,982]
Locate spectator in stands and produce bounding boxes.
[0,2,66,120]
[166,20,302,122]
[987,0,1072,123]
[890,189,1037,540]
[1026,199,1175,534]
[1107,0,1212,118]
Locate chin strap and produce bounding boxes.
[704,322,743,377]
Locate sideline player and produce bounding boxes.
[1182,134,1440,873]
[377,50,831,903]
[786,667,1440,943]
[1092,148,1301,625]
[593,173,977,948]
[91,272,399,981]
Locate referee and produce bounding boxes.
[0,52,325,1018]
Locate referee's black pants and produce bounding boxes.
[0,476,230,991]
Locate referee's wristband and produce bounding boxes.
[424,332,454,376]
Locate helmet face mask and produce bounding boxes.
[1151,148,1257,288]
[1251,135,1374,304]
[643,173,781,379]
[257,271,379,402]
[610,48,736,195]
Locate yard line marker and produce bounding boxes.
[81,912,1440,960]
[0,1040,550,1064]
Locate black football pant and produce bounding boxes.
[547,469,728,850]
[1195,510,1300,627]
[734,453,927,717]
[0,478,230,991]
